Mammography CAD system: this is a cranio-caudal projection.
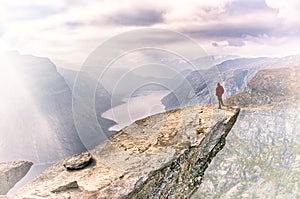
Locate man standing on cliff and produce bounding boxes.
[216,82,225,109]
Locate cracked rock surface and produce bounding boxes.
[63,152,93,170]
[14,105,239,199]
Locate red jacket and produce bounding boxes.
[216,85,224,97]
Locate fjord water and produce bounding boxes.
[102,90,170,131]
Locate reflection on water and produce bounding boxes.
[102,90,170,131]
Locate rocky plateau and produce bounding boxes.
[13,105,240,198]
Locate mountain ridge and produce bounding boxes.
[162,54,300,110]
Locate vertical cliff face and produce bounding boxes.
[126,107,239,198]
[193,67,300,198]
[57,67,116,137]
[14,105,239,199]
[0,161,33,195]
[0,53,86,164]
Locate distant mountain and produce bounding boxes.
[216,57,272,72]
[210,54,240,65]
[161,55,300,110]
[226,67,300,107]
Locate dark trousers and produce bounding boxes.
[217,96,224,108]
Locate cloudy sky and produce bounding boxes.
[1,0,300,69]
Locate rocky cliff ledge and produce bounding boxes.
[14,105,239,199]
[0,161,33,195]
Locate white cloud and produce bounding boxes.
[0,0,300,69]
[266,0,300,21]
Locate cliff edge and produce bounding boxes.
[194,66,300,198]
[0,161,33,195]
[14,105,239,199]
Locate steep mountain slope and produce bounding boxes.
[14,105,240,198]
[0,52,86,164]
[57,67,117,137]
[193,66,300,198]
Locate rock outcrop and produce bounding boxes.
[0,161,33,195]
[14,105,239,198]
[226,66,300,107]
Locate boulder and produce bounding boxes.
[63,152,93,170]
